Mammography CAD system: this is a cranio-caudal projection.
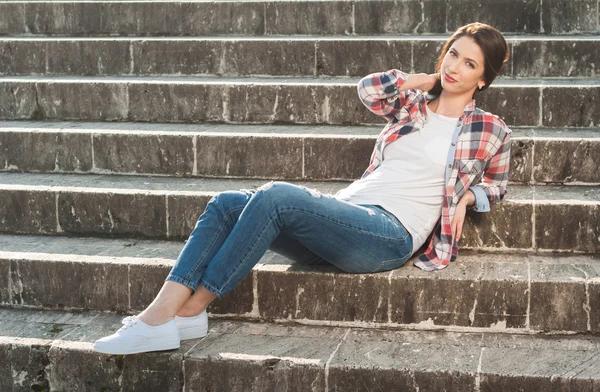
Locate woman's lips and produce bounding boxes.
[444,73,457,83]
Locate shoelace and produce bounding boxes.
[119,315,139,331]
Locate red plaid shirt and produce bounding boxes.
[358,69,512,271]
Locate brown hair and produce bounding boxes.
[428,23,510,97]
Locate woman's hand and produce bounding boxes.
[423,73,440,91]
[451,203,466,246]
[451,190,475,246]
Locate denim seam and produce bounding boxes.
[183,205,246,283]
[165,274,197,292]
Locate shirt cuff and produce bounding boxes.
[468,186,490,212]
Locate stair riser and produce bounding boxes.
[1,130,598,184]
[1,81,598,127]
[0,187,597,251]
[2,255,599,334]
[1,39,599,78]
[0,1,597,36]
[3,338,597,392]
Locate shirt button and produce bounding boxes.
[451,143,456,146]
[447,164,452,168]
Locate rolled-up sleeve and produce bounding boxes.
[357,69,412,121]
[469,130,512,212]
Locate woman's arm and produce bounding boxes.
[468,131,512,212]
[357,70,438,121]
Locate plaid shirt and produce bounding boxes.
[358,69,512,271]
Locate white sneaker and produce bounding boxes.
[93,316,180,355]
[174,310,208,340]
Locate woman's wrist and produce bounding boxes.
[459,189,476,206]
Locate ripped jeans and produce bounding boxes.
[166,181,413,299]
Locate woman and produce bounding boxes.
[94,22,512,355]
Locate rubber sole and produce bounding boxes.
[94,336,180,355]
[179,326,208,341]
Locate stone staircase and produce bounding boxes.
[0,1,599,391]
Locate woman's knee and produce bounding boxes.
[208,190,252,213]
[256,181,323,205]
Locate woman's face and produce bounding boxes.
[440,36,486,95]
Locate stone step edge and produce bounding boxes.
[3,34,600,41]
[3,247,600,335]
[0,173,597,203]
[1,74,600,86]
[3,307,600,392]
[1,122,599,139]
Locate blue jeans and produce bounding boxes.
[166,181,413,299]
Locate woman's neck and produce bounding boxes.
[427,90,474,118]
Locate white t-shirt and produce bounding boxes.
[333,110,458,254]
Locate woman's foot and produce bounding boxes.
[93,315,180,355]
[174,310,208,340]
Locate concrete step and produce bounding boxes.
[1,236,600,333]
[2,35,600,78]
[1,0,598,37]
[1,121,599,185]
[0,173,598,252]
[1,75,599,127]
[3,309,600,392]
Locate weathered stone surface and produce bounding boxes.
[480,347,600,391]
[0,82,36,120]
[322,85,377,125]
[224,40,315,76]
[166,194,210,239]
[57,191,167,238]
[390,254,529,329]
[128,83,224,122]
[588,278,600,333]
[265,2,352,35]
[0,259,9,304]
[0,41,46,75]
[93,132,195,176]
[133,40,220,75]
[542,0,599,33]
[129,260,171,312]
[304,136,371,180]
[412,40,445,74]
[461,203,534,250]
[178,2,265,36]
[543,87,600,127]
[354,0,446,34]
[329,329,478,392]
[477,87,539,126]
[535,203,600,252]
[448,0,541,33]
[0,339,50,392]
[209,273,255,315]
[36,82,128,121]
[317,40,410,77]
[509,137,534,183]
[0,131,92,172]
[23,3,103,35]
[185,321,338,392]
[0,4,26,36]
[47,40,130,75]
[196,134,303,178]
[529,261,588,332]
[513,40,600,78]
[226,84,321,124]
[0,190,56,234]
[257,266,389,322]
[10,258,129,311]
[533,138,600,183]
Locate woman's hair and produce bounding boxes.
[428,23,510,97]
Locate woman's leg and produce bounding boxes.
[138,188,256,325]
[186,181,412,308]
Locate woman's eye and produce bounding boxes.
[467,62,474,68]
